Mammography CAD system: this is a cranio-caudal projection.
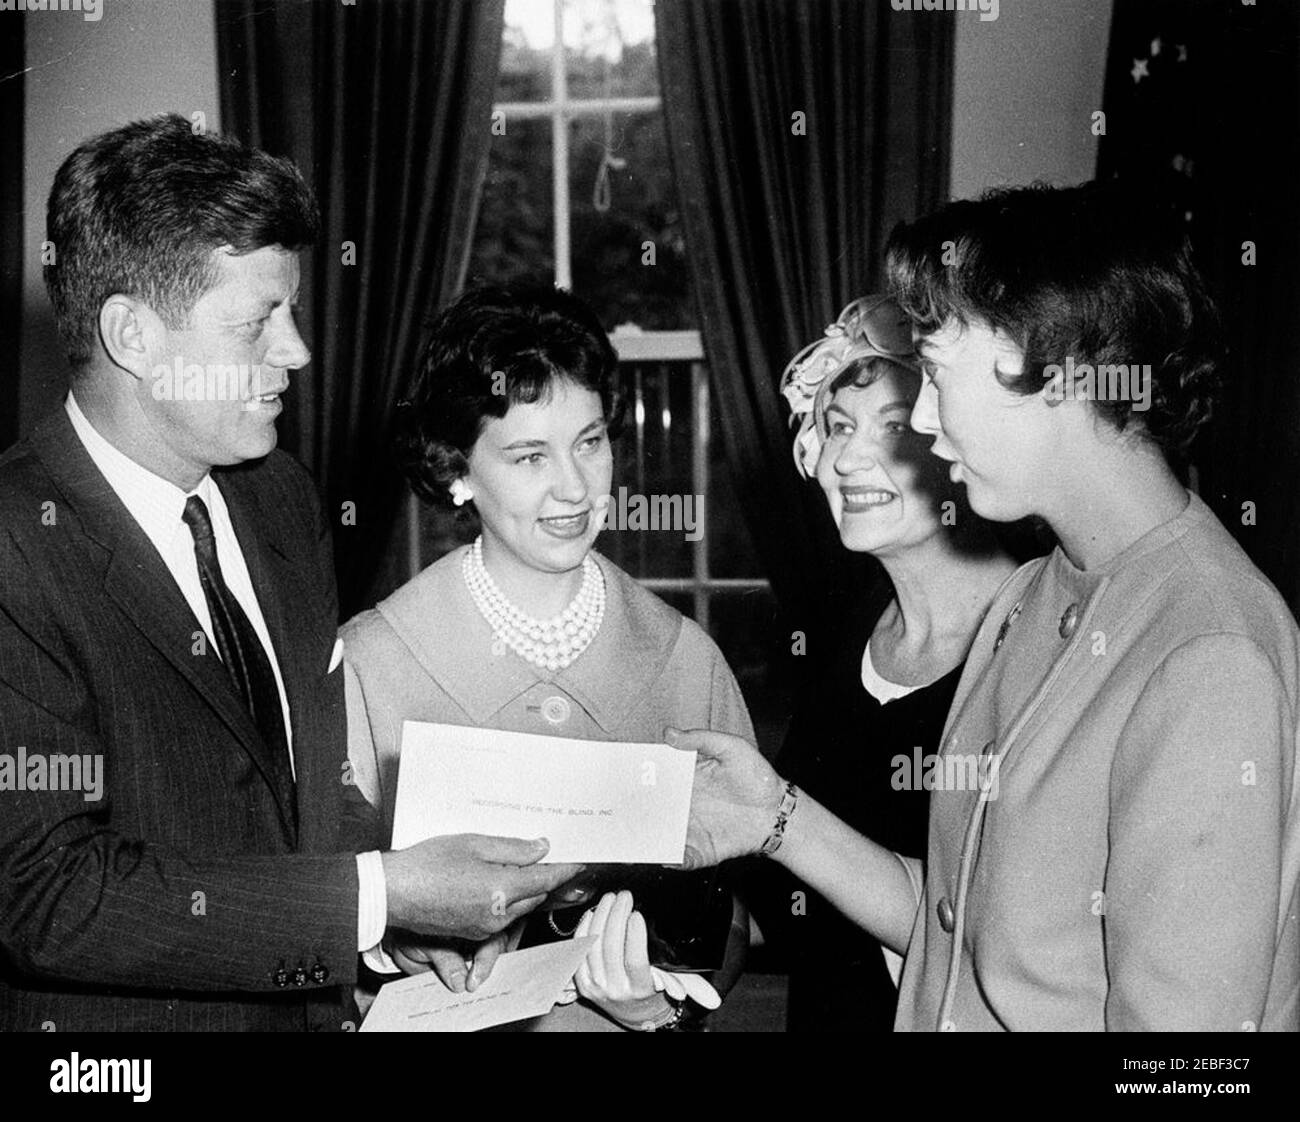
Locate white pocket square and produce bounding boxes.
[328,637,345,674]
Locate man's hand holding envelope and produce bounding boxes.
[381,833,585,941]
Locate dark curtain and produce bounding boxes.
[216,0,505,618]
[1098,0,1300,615]
[654,0,954,644]
[1,18,22,452]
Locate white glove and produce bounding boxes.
[650,966,722,1010]
[569,891,722,1027]
[556,960,721,1010]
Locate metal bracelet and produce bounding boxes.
[760,780,799,857]
[638,1000,688,1032]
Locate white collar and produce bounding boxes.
[64,391,216,561]
[861,637,922,704]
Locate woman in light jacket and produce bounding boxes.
[343,285,751,1031]
[669,182,1300,1032]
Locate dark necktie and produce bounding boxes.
[182,495,296,829]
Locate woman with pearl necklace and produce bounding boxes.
[341,284,753,1032]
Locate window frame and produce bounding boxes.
[411,0,769,630]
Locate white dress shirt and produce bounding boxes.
[65,394,387,955]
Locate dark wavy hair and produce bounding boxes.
[884,181,1223,459]
[397,285,624,507]
[826,354,916,400]
[45,113,319,370]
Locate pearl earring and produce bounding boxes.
[449,478,474,507]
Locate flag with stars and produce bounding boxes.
[1096,0,1220,242]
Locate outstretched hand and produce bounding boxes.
[664,727,785,868]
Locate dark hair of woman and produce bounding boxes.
[397,284,625,507]
[884,181,1223,460]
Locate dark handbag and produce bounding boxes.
[522,864,735,973]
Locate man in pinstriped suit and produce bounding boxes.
[0,115,579,1031]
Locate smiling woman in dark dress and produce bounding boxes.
[742,295,1018,1031]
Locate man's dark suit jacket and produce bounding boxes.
[0,409,374,1030]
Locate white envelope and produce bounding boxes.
[391,721,696,864]
[360,938,597,1032]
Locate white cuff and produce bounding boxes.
[355,850,395,971]
[362,942,401,975]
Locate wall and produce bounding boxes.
[949,0,1114,200]
[19,0,219,431]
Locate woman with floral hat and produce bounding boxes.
[739,294,1018,1030]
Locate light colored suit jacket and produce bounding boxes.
[896,492,1300,1031]
[341,545,754,1030]
[342,546,754,835]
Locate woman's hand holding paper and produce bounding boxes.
[663,727,786,868]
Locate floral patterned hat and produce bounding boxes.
[779,294,919,478]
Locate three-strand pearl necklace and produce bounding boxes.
[462,536,606,672]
